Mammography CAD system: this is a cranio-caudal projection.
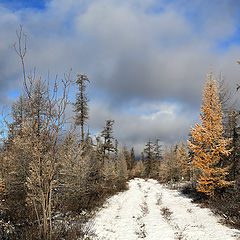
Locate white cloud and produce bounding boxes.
[0,0,239,149]
[88,100,198,153]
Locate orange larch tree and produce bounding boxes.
[188,73,232,197]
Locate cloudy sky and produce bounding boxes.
[1,0,240,153]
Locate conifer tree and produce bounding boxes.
[73,73,90,142]
[188,73,232,197]
[100,120,115,157]
[123,146,131,170]
[130,147,136,170]
[114,139,119,155]
[153,138,162,160]
[141,152,144,162]
[144,140,154,176]
[219,109,240,182]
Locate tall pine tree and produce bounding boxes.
[188,73,232,197]
[73,73,90,142]
[100,120,115,157]
[144,140,154,177]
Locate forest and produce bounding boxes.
[0,25,239,240]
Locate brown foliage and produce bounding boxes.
[188,73,232,197]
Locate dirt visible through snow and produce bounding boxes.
[89,178,240,240]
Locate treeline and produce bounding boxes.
[131,139,190,183]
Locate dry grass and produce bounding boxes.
[161,206,172,221]
[140,201,149,216]
[181,183,240,230]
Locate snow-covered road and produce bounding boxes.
[91,178,240,240]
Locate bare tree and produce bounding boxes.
[13,25,71,240]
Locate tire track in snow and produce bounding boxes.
[92,178,145,240]
[140,180,176,240]
[91,178,240,240]
[135,182,150,238]
[147,179,240,240]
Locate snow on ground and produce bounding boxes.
[90,178,240,240]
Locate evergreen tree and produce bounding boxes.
[123,145,131,170]
[224,110,240,182]
[114,139,119,155]
[144,140,154,177]
[188,73,232,197]
[130,147,136,170]
[153,138,162,161]
[100,120,115,157]
[73,73,90,142]
[141,152,145,162]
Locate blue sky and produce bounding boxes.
[2,0,240,50]
[217,28,240,51]
[0,0,47,10]
[0,0,240,152]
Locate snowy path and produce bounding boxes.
[91,178,240,240]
